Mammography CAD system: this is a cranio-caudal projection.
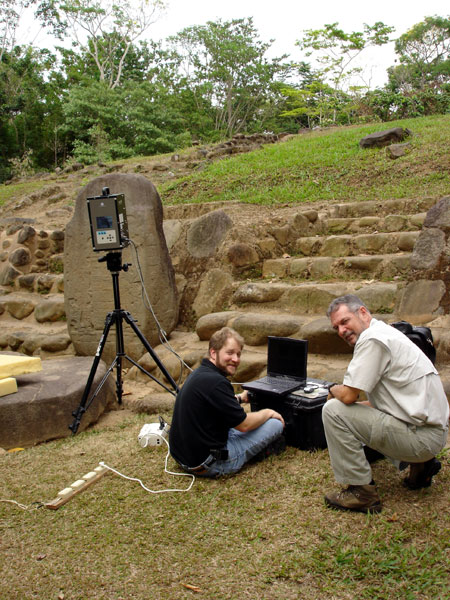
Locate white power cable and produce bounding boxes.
[127,238,193,385]
[99,437,195,494]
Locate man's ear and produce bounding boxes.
[209,348,217,364]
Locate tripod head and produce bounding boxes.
[98,251,131,273]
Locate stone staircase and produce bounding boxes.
[1,195,449,412]
[178,196,450,392]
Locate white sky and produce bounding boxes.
[155,0,449,87]
[23,0,449,89]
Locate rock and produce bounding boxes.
[0,355,115,448]
[227,243,259,268]
[232,282,285,304]
[0,264,20,285]
[232,312,302,346]
[40,334,72,352]
[410,228,445,271]
[64,173,178,363]
[192,269,234,318]
[163,219,183,250]
[0,295,36,320]
[398,279,446,320]
[359,127,411,149]
[187,210,232,258]
[9,247,31,267]
[50,230,65,241]
[17,226,36,244]
[196,311,241,340]
[301,317,351,354]
[386,142,412,159]
[34,297,66,322]
[423,196,450,231]
[123,392,175,415]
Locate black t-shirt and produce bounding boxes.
[169,359,247,468]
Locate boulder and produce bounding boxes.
[192,269,234,318]
[34,297,65,322]
[64,173,178,363]
[187,209,232,258]
[359,127,411,149]
[196,311,241,340]
[0,356,115,449]
[301,317,351,354]
[232,312,301,346]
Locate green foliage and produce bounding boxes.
[394,15,450,91]
[365,88,450,121]
[169,17,293,137]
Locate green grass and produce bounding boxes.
[0,180,47,206]
[161,115,450,206]
[1,413,449,600]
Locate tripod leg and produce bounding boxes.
[69,312,116,434]
[122,311,179,393]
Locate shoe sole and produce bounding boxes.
[324,497,382,514]
[403,459,442,490]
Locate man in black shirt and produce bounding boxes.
[169,327,285,477]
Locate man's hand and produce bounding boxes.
[327,384,360,404]
[235,408,285,432]
[236,390,249,404]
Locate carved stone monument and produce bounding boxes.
[64,174,178,363]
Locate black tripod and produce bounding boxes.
[70,251,179,434]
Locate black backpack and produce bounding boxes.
[390,320,436,365]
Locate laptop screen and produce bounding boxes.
[267,337,308,380]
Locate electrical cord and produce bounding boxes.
[127,238,193,388]
[99,436,195,494]
[0,499,43,510]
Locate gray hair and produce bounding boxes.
[326,295,369,318]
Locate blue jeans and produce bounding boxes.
[198,418,284,478]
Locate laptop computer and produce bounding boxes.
[242,336,307,396]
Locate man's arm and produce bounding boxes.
[234,408,285,432]
[328,384,361,405]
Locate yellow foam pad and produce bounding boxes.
[0,377,18,397]
[0,355,42,379]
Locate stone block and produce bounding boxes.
[343,256,383,272]
[410,228,445,271]
[320,235,351,257]
[34,297,66,322]
[397,231,420,251]
[354,233,390,253]
[233,282,285,305]
[384,215,407,232]
[0,356,115,448]
[398,279,446,320]
[232,313,301,346]
[294,236,322,256]
[309,257,333,278]
[289,258,309,277]
[262,259,288,278]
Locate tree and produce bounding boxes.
[297,22,394,93]
[169,18,293,137]
[48,0,165,88]
[391,15,450,91]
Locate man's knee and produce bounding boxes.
[322,398,342,423]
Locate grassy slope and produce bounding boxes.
[162,115,450,205]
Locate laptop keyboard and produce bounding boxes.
[259,376,300,390]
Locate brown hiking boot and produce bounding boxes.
[324,484,382,514]
[403,458,441,490]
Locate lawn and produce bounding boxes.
[1,411,449,600]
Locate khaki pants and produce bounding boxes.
[322,399,448,485]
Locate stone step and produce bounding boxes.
[262,253,411,280]
[231,281,403,315]
[324,197,436,219]
[0,320,73,357]
[0,291,65,324]
[318,214,424,236]
[292,231,419,258]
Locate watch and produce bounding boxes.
[327,383,337,397]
